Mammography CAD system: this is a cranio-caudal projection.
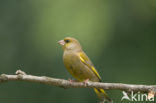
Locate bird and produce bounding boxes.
[58,37,112,103]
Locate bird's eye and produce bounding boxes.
[65,39,70,43]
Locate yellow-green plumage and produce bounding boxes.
[63,51,100,82]
[58,37,112,103]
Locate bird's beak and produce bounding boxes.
[58,40,65,46]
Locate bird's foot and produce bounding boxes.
[68,78,77,82]
[83,79,89,86]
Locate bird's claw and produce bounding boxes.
[68,78,77,83]
[83,79,89,86]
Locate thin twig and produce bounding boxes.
[0,70,156,95]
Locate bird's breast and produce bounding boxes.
[63,52,80,70]
[63,52,99,82]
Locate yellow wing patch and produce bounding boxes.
[91,66,101,80]
[79,52,101,81]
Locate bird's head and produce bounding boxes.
[58,37,82,52]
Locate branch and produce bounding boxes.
[0,70,156,96]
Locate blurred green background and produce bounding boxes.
[0,0,156,103]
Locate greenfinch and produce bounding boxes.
[58,37,112,103]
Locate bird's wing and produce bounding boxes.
[78,52,102,81]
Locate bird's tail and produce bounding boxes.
[94,88,113,103]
